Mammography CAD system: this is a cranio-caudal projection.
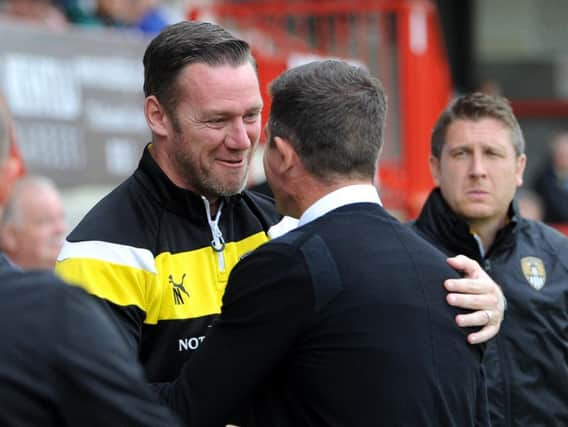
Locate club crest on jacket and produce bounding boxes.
[521,257,546,290]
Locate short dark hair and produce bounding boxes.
[268,60,387,182]
[143,21,255,116]
[431,92,525,158]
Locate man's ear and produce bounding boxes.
[429,155,441,186]
[515,153,527,187]
[273,136,299,175]
[144,96,169,137]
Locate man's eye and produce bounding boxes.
[244,113,260,123]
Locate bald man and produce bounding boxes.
[0,176,66,269]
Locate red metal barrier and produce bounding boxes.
[550,224,568,236]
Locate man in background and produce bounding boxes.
[413,92,568,426]
[0,0,68,29]
[0,175,66,270]
[515,187,544,221]
[533,130,568,223]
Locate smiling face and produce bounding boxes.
[430,117,526,228]
[160,62,263,199]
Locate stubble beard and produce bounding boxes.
[172,132,251,199]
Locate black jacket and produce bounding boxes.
[159,202,487,426]
[56,145,281,382]
[413,188,568,427]
[0,268,179,426]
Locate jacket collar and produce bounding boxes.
[0,252,15,271]
[414,188,521,259]
[133,144,239,223]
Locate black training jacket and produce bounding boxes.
[56,144,281,382]
[412,188,568,427]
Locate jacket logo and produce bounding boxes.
[169,273,190,305]
[521,257,546,291]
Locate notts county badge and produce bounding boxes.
[521,257,546,291]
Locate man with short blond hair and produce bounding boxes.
[413,92,568,426]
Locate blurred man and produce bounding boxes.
[0,98,179,425]
[533,131,568,222]
[57,21,503,389]
[0,175,66,269]
[158,60,490,427]
[0,0,68,29]
[413,92,568,426]
[515,188,544,221]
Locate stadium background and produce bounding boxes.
[1,0,566,229]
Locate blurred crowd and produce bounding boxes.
[0,0,183,35]
[532,131,568,223]
[511,131,568,224]
[3,0,568,227]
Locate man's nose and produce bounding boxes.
[225,119,251,150]
[469,153,487,177]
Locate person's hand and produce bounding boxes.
[445,255,505,344]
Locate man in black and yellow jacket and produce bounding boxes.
[56,21,283,383]
[57,143,280,382]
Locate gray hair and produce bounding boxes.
[1,176,59,226]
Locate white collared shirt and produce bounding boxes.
[298,184,382,227]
